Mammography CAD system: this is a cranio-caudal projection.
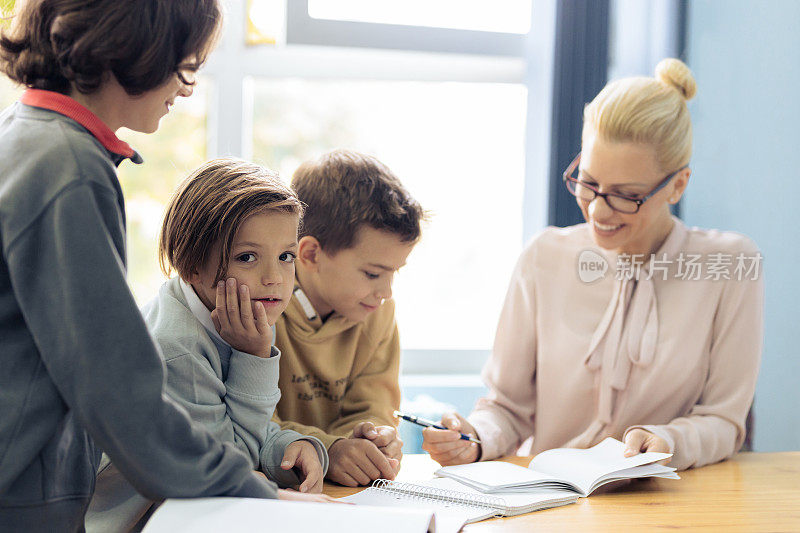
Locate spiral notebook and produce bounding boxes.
[340,478,578,533]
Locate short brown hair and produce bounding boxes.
[292,149,426,254]
[0,0,221,95]
[159,158,302,284]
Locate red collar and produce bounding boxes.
[20,89,136,159]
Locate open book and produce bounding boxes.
[436,437,679,497]
[341,477,577,533]
[142,497,437,533]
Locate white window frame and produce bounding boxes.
[202,0,558,375]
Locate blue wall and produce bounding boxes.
[685,0,800,451]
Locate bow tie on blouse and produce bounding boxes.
[583,272,659,426]
[564,218,685,450]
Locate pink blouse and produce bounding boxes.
[469,218,763,470]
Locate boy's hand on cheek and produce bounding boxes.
[281,440,324,493]
[327,438,399,487]
[353,422,403,470]
[210,278,273,358]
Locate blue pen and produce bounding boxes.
[394,410,481,444]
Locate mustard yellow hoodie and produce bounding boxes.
[273,287,401,449]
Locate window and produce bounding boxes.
[251,79,526,349]
[0,76,208,307]
[116,81,210,303]
[307,0,532,34]
[1,1,553,357]
[247,0,286,45]
[0,76,23,109]
[2,0,557,453]
[237,2,556,452]
[221,0,557,370]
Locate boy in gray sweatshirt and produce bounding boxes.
[0,2,277,530]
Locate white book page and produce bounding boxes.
[143,497,435,533]
[342,486,493,533]
[528,438,673,496]
[590,463,680,492]
[435,461,567,491]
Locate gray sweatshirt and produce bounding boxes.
[86,277,329,531]
[0,92,275,531]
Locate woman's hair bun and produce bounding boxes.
[655,58,697,101]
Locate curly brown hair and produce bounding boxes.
[0,0,221,95]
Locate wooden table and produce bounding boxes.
[324,452,800,532]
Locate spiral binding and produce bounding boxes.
[370,479,506,514]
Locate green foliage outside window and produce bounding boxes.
[116,86,208,303]
[0,67,207,305]
[1,0,14,27]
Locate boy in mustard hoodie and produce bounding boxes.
[273,149,426,487]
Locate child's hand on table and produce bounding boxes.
[254,470,340,502]
[352,421,403,470]
[282,440,325,493]
[211,278,274,358]
[327,437,399,487]
[422,412,480,466]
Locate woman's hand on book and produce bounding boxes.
[421,412,480,466]
[623,429,671,465]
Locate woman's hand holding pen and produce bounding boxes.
[422,412,481,466]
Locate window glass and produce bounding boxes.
[117,80,210,304]
[307,0,532,34]
[252,79,526,350]
[0,76,23,109]
[0,76,208,305]
[247,0,285,45]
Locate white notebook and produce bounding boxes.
[142,497,436,533]
[341,477,577,533]
[436,437,679,497]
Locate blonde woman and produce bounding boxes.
[423,59,763,471]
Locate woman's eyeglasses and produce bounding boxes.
[563,153,686,214]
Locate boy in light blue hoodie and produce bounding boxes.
[88,159,333,531]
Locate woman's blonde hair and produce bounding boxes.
[583,58,697,172]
